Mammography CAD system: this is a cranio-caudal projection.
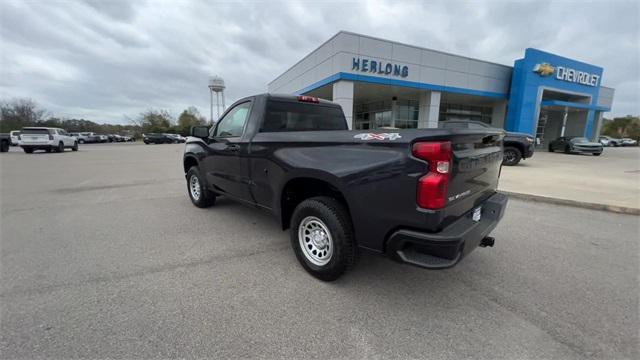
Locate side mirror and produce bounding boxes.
[191,126,209,139]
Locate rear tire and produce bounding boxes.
[290,196,356,281]
[548,144,554,152]
[72,141,78,151]
[0,140,8,152]
[593,152,601,156]
[564,145,571,154]
[502,146,522,166]
[186,166,216,208]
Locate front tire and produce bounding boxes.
[502,146,522,166]
[186,166,215,208]
[593,152,602,156]
[72,141,78,151]
[57,142,64,153]
[290,196,356,281]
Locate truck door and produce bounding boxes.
[202,101,254,203]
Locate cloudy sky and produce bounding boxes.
[1,0,638,124]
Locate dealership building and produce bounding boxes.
[268,31,615,144]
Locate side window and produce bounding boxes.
[214,102,251,138]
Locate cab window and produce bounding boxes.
[214,102,251,138]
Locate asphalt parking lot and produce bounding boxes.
[1,143,638,359]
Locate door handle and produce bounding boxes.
[226,144,240,152]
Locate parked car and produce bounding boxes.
[439,120,534,166]
[95,134,109,143]
[548,136,603,156]
[122,135,134,142]
[143,133,174,144]
[183,94,507,280]
[19,127,78,153]
[10,130,20,146]
[0,133,10,152]
[599,135,621,147]
[166,133,186,143]
[621,138,638,146]
[74,132,89,143]
[73,132,99,143]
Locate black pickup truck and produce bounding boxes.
[0,133,10,152]
[183,94,508,280]
[439,120,534,166]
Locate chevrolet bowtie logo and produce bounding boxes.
[533,63,555,76]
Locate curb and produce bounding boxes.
[500,191,640,216]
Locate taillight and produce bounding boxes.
[297,95,319,103]
[412,141,452,209]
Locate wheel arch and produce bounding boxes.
[183,155,199,173]
[503,140,524,156]
[278,176,352,231]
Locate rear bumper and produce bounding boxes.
[386,192,508,269]
[20,144,55,150]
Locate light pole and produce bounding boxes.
[208,76,226,125]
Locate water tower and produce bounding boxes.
[208,76,226,123]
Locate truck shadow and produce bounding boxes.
[202,195,487,293]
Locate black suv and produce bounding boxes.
[143,133,174,144]
[439,120,535,166]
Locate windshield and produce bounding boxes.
[571,137,589,143]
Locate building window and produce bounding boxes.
[355,99,419,129]
[439,103,493,124]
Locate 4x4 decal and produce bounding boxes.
[353,133,402,141]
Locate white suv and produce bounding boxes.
[19,127,78,153]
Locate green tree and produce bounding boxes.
[176,106,206,135]
[134,109,174,134]
[0,98,47,132]
[601,115,640,140]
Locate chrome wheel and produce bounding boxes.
[189,174,201,201]
[298,216,333,266]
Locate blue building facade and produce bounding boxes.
[506,48,611,140]
[269,32,615,143]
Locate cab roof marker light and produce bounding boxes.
[297,95,319,103]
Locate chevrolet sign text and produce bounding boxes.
[555,66,600,87]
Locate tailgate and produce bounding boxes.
[20,129,51,144]
[446,131,503,214]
